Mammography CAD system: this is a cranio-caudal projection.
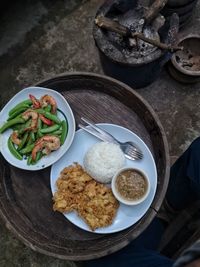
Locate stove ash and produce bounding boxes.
[93,0,179,65]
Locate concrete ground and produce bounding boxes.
[0,0,200,266]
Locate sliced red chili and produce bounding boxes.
[29,94,41,108]
[39,114,53,126]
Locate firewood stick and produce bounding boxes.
[95,16,183,52]
[144,0,168,24]
[132,32,179,51]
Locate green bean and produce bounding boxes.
[44,105,51,112]
[35,109,61,124]
[18,120,31,135]
[36,118,43,138]
[30,132,35,142]
[8,137,23,160]
[26,137,32,146]
[12,123,24,131]
[42,123,48,129]
[0,118,25,134]
[7,106,29,121]
[31,151,43,165]
[37,117,42,130]
[51,129,62,135]
[36,151,42,161]
[60,120,68,145]
[44,112,61,124]
[37,130,43,138]
[27,155,32,165]
[26,131,35,146]
[17,132,29,150]
[20,144,34,154]
[40,124,60,134]
[9,100,32,116]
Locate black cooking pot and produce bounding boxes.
[161,0,198,29]
[93,0,179,88]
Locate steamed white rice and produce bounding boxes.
[83,142,125,183]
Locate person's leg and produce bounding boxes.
[166,137,200,210]
[86,247,174,267]
[133,217,165,250]
[85,218,174,267]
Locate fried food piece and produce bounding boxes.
[53,190,82,212]
[77,181,119,230]
[53,163,119,230]
[53,163,91,212]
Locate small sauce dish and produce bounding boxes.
[111,167,150,205]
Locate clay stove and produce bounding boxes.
[93,0,179,88]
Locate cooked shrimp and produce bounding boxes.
[32,135,60,160]
[40,95,57,114]
[29,94,41,108]
[10,131,21,145]
[22,109,38,131]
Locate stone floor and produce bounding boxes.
[0,0,200,266]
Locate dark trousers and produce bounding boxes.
[86,137,200,267]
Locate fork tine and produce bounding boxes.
[126,153,142,160]
[125,151,142,160]
[126,146,143,155]
[126,147,143,159]
[127,148,143,157]
[125,154,137,161]
[127,151,143,159]
[127,145,143,156]
[126,144,142,154]
[127,151,142,158]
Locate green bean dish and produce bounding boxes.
[0,94,68,165]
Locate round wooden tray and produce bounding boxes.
[0,73,170,261]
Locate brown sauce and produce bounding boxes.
[116,169,147,201]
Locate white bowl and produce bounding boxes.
[0,86,76,170]
[111,167,150,205]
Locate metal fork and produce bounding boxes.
[78,117,143,161]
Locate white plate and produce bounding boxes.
[0,87,76,170]
[51,124,157,234]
